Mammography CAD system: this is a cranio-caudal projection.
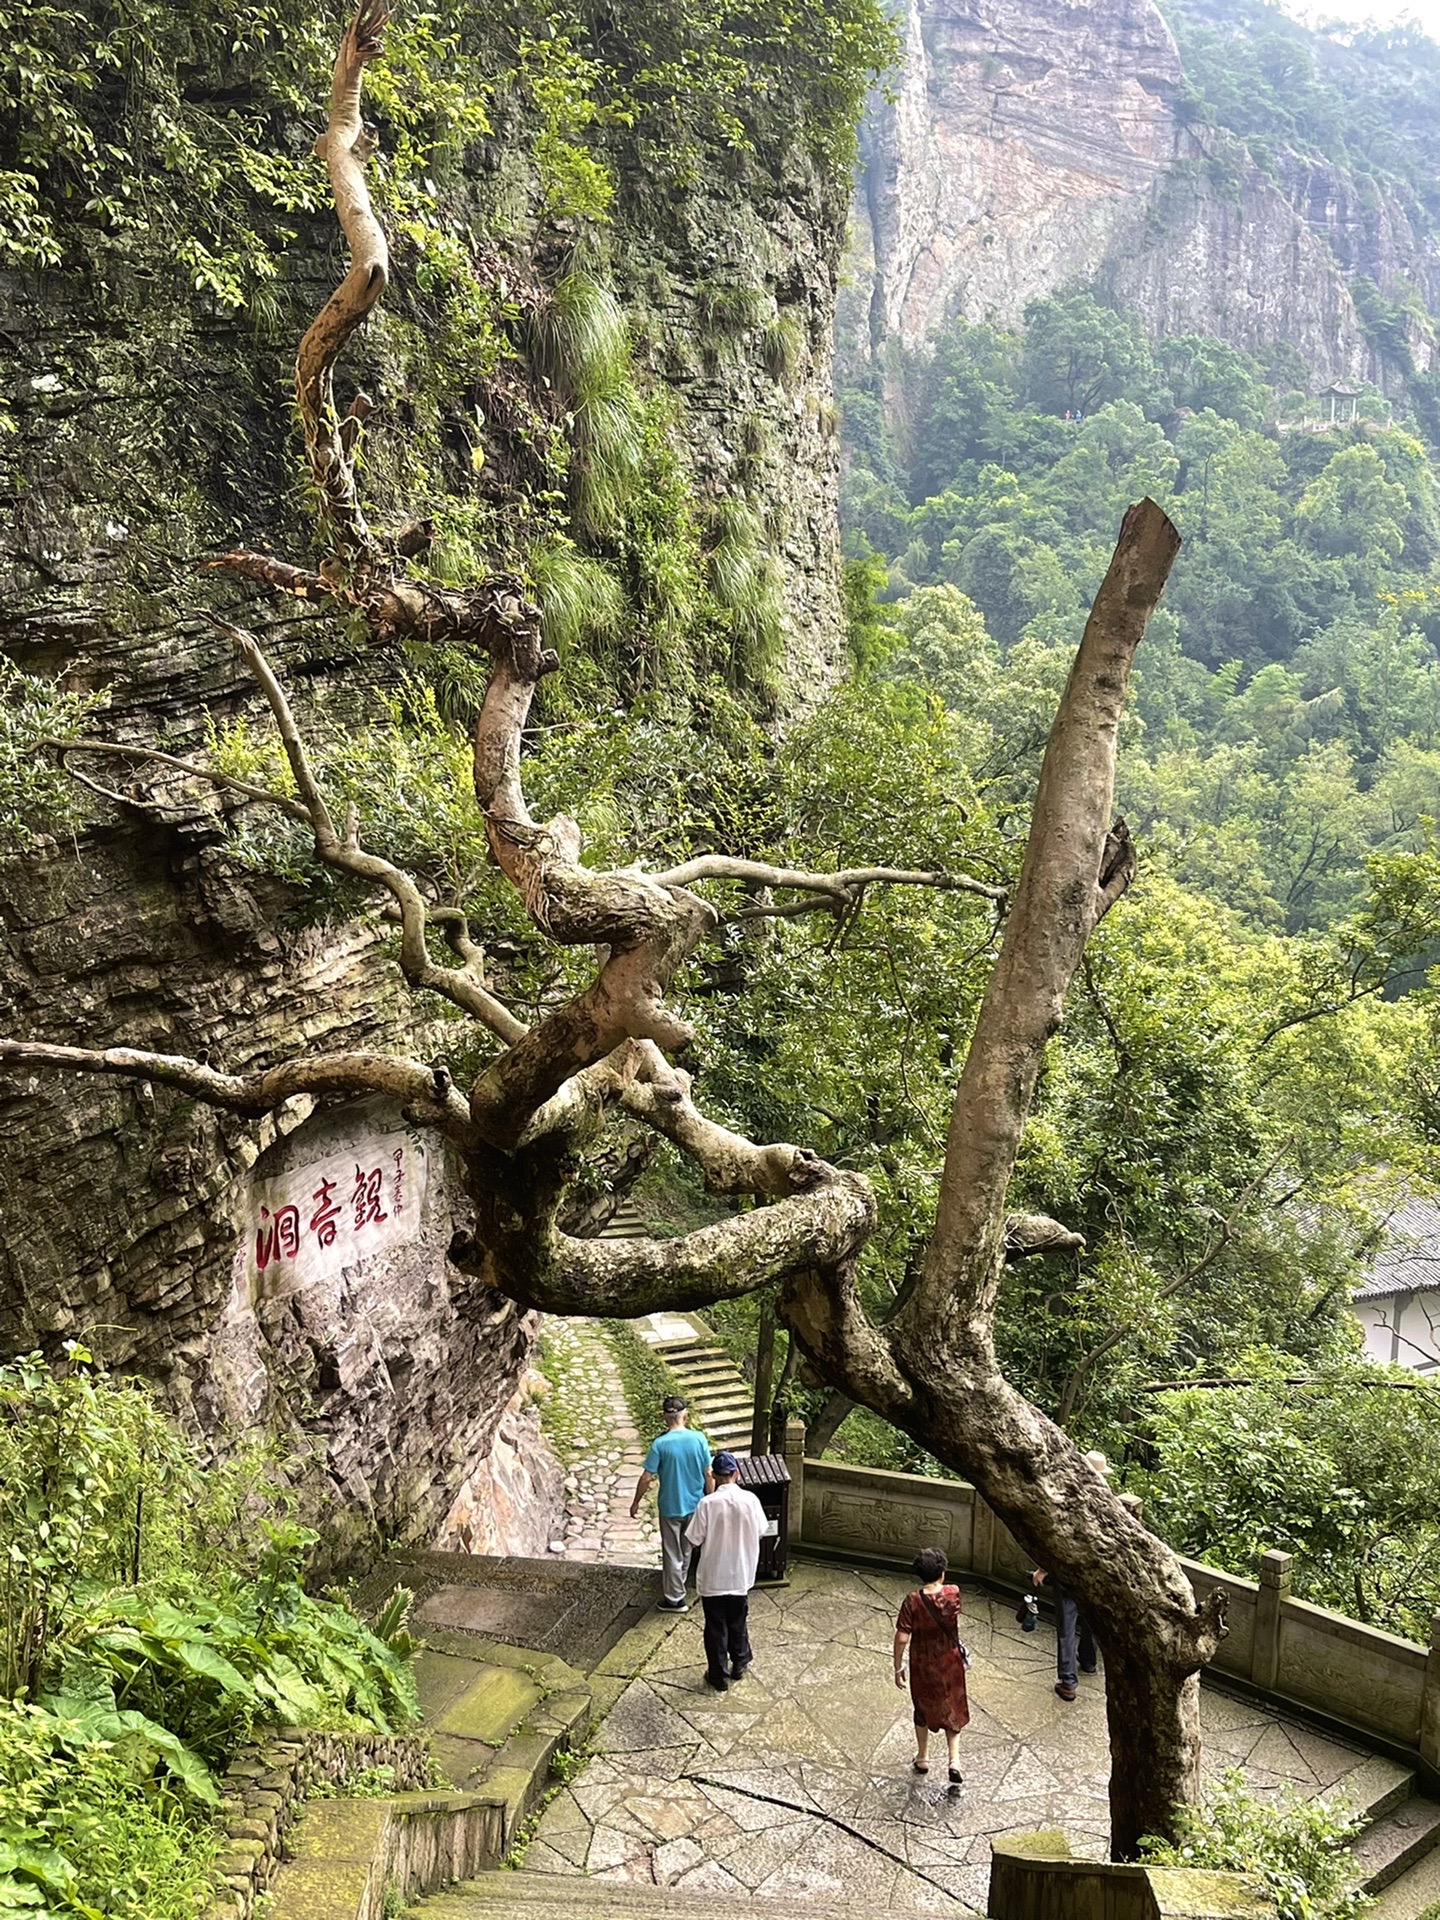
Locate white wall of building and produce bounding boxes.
[1354,1291,1440,1372]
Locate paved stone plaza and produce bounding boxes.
[525,1559,1402,1915]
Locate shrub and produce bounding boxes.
[0,1697,219,1920]
[1140,1769,1371,1920]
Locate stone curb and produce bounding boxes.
[239,1660,597,1918]
[200,1728,431,1920]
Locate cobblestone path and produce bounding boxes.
[542,1317,662,1570]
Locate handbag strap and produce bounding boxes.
[916,1587,960,1648]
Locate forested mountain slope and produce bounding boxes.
[824,0,1440,1630]
[848,0,1440,389]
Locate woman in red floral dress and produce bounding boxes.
[893,1545,970,1783]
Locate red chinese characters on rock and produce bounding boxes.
[252,1146,410,1272]
[254,1204,301,1270]
[352,1164,388,1232]
[310,1177,341,1248]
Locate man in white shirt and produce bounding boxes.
[683,1451,765,1691]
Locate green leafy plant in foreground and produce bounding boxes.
[0,1696,219,1918]
[1141,1769,1371,1920]
[0,1351,421,1916]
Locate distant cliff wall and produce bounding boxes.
[851,0,1440,385]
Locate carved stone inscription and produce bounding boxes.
[245,1128,427,1289]
[816,1488,957,1557]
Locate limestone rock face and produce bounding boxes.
[853,0,1440,383]
[0,60,850,1562]
[856,0,1181,347]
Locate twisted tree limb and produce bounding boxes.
[648,856,1007,908]
[296,0,390,564]
[0,1041,473,1140]
[206,614,526,1043]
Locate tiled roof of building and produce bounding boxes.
[1354,1193,1440,1300]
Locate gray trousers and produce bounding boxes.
[660,1512,697,1602]
[1056,1585,1097,1688]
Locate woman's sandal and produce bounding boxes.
[912,1759,929,1774]
[948,1768,963,1785]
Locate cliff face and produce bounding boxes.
[851,0,1440,383]
[855,0,1180,348]
[0,31,852,1563]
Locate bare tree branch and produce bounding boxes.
[206,615,527,1045]
[534,1177,876,1317]
[0,1040,473,1140]
[46,737,311,822]
[466,614,718,1149]
[612,1040,839,1197]
[898,498,1180,1342]
[295,0,389,564]
[647,856,1007,907]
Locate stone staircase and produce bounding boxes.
[647,1327,754,1455]
[414,1870,945,1920]
[413,1642,592,1852]
[1359,1780,1440,1919]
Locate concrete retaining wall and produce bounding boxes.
[988,1833,1273,1920]
[781,1430,1440,1784]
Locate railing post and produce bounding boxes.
[1252,1549,1294,1692]
[971,1487,996,1579]
[1421,1611,1440,1773]
[783,1418,806,1547]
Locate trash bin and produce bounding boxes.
[736,1453,791,1583]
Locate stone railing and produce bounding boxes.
[988,1831,1273,1920]
[780,1431,1440,1788]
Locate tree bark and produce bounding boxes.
[751,1289,777,1458]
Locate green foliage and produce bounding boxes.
[0,1352,419,1916]
[0,1697,218,1920]
[0,664,99,850]
[840,290,1440,936]
[1141,1768,1370,1920]
[0,1345,278,1702]
[528,536,627,663]
[761,311,805,384]
[1160,0,1440,233]
[1138,1359,1440,1641]
[698,281,769,335]
[706,501,785,696]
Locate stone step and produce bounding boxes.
[1343,1756,1416,1826]
[1353,1796,1440,1894]
[1371,1837,1440,1920]
[420,1658,542,1747]
[415,1870,940,1920]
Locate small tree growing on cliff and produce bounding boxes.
[0,4,1225,1853]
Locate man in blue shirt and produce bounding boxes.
[630,1395,714,1610]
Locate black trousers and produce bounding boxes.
[701,1593,752,1678]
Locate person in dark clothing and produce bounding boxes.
[893,1545,970,1783]
[1032,1448,1110,1700]
[1033,1572,1097,1700]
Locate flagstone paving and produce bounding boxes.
[524,1558,1395,1915]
